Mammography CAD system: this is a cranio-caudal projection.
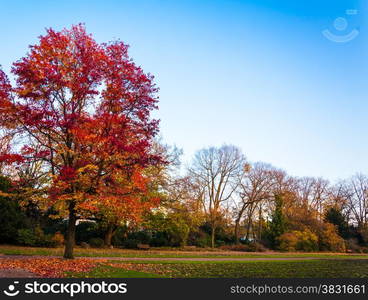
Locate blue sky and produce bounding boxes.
[0,0,367,181]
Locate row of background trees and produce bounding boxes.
[1,142,368,253]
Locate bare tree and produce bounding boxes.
[296,177,330,218]
[344,174,368,229]
[234,162,278,243]
[188,145,246,247]
[327,182,348,208]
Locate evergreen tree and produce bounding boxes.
[0,176,26,243]
[267,194,287,248]
[325,207,349,239]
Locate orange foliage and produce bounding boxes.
[0,258,104,277]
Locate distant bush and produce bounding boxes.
[166,219,190,247]
[17,229,37,246]
[318,223,346,252]
[346,238,363,253]
[88,237,104,248]
[0,176,27,244]
[195,236,211,248]
[51,232,65,247]
[111,226,128,246]
[219,244,250,252]
[80,242,90,249]
[188,230,212,248]
[76,221,101,244]
[278,230,318,252]
[129,231,151,244]
[39,236,57,247]
[277,232,298,252]
[216,240,226,247]
[325,207,349,239]
[220,242,268,252]
[150,232,170,247]
[34,227,54,247]
[123,239,139,249]
[248,242,268,252]
[16,227,58,247]
[119,230,157,248]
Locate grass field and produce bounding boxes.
[69,259,368,278]
[1,245,368,259]
[2,245,368,278]
[69,265,165,278]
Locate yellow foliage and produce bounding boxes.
[51,232,65,246]
[278,229,318,252]
[319,223,346,252]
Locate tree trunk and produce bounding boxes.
[64,205,77,259]
[234,203,248,244]
[211,225,216,248]
[245,204,255,241]
[234,218,241,244]
[104,223,115,247]
[245,218,252,241]
[257,205,263,241]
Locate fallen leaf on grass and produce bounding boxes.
[0,258,105,278]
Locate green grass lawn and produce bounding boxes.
[68,265,164,278]
[1,245,367,278]
[1,245,367,259]
[76,259,368,278]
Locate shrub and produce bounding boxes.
[16,227,57,247]
[80,242,91,249]
[111,226,128,246]
[278,232,298,252]
[17,229,37,246]
[150,232,170,247]
[346,238,362,253]
[137,243,150,250]
[167,219,190,247]
[219,244,251,252]
[34,227,55,247]
[325,207,349,239]
[358,227,368,245]
[40,234,59,247]
[248,241,268,252]
[51,232,65,247]
[76,221,101,244]
[0,176,27,243]
[216,240,226,247]
[296,230,318,252]
[195,236,211,248]
[278,229,318,252]
[123,239,139,249]
[318,223,346,252]
[88,237,104,248]
[219,242,268,252]
[127,231,151,244]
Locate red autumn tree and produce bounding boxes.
[96,167,161,247]
[0,25,162,258]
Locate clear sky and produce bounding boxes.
[0,0,367,181]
